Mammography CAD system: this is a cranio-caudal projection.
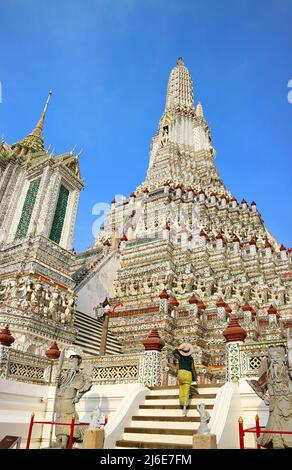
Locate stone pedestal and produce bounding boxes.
[192,433,217,449]
[82,429,104,449]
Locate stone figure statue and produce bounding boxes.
[161,127,169,147]
[0,280,9,303]
[88,395,103,430]
[30,280,44,313]
[197,403,211,434]
[48,288,60,321]
[247,344,292,448]
[61,291,75,324]
[55,352,92,449]
[7,276,21,308]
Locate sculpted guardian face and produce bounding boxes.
[269,346,286,362]
[68,355,81,371]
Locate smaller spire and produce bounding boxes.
[45,340,60,359]
[143,328,165,351]
[70,144,77,155]
[196,101,203,117]
[32,91,52,137]
[12,91,52,154]
[189,293,198,304]
[0,324,15,347]
[223,315,247,343]
[159,289,169,299]
[169,296,179,307]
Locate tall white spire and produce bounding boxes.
[165,57,194,112]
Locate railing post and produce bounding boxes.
[223,314,246,382]
[141,328,165,387]
[68,415,75,449]
[26,412,35,449]
[238,416,245,449]
[255,414,261,449]
[0,345,10,379]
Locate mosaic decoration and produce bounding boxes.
[15,177,41,239]
[0,346,52,384]
[49,184,69,244]
[141,351,163,387]
[226,343,241,382]
[0,345,9,379]
[92,365,139,383]
[239,339,287,378]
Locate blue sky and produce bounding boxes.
[0,0,291,251]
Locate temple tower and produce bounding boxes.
[0,93,82,250]
[79,58,292,383]
[0,94,84,355]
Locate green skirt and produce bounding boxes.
[177,369,193,406]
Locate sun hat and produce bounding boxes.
[178,343,193,356]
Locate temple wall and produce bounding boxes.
[0,379,49,448]
[0,379,145,449]
[76,251,120,317]
[238,378,269,449]
[40,383,145,448]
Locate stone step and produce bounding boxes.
[129,419,200,430]
[73,342,119,356]
[149,384,222,390]
[74,310,121,355]
[74,331,120,349]
[145,393,216,400]
[139,403,213,410]
[136,408,213,418]
[143,397,215,406]
[74,322,102,335]
[74,342,119,354]
[115,440,192,449]
[132,415,200,422]
[124,427,197,435]
[75,311,119,339]
[122,432,193,445]
[75,325,120,345]
[148,386,221,396]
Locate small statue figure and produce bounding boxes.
[0,280,9,304]
[61,291,75,324]
[55,350,92,449]
[161,127,169,147]
[30,280,44,313]
[197,403,211,434]
[48,288,60,321]
[7,275,23,308]
[89,395,103,430]
[247,344,292,448]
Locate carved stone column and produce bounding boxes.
[223,315,246,383]
[141,328,165,387]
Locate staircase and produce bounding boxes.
[74,310,122,356]
[115,384,222,449]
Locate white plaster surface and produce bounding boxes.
[76,251,120,317]
[0,379,49,448]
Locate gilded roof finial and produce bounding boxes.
[32,91,52,137]
[75,148,83,158]
[70,144,77,155]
